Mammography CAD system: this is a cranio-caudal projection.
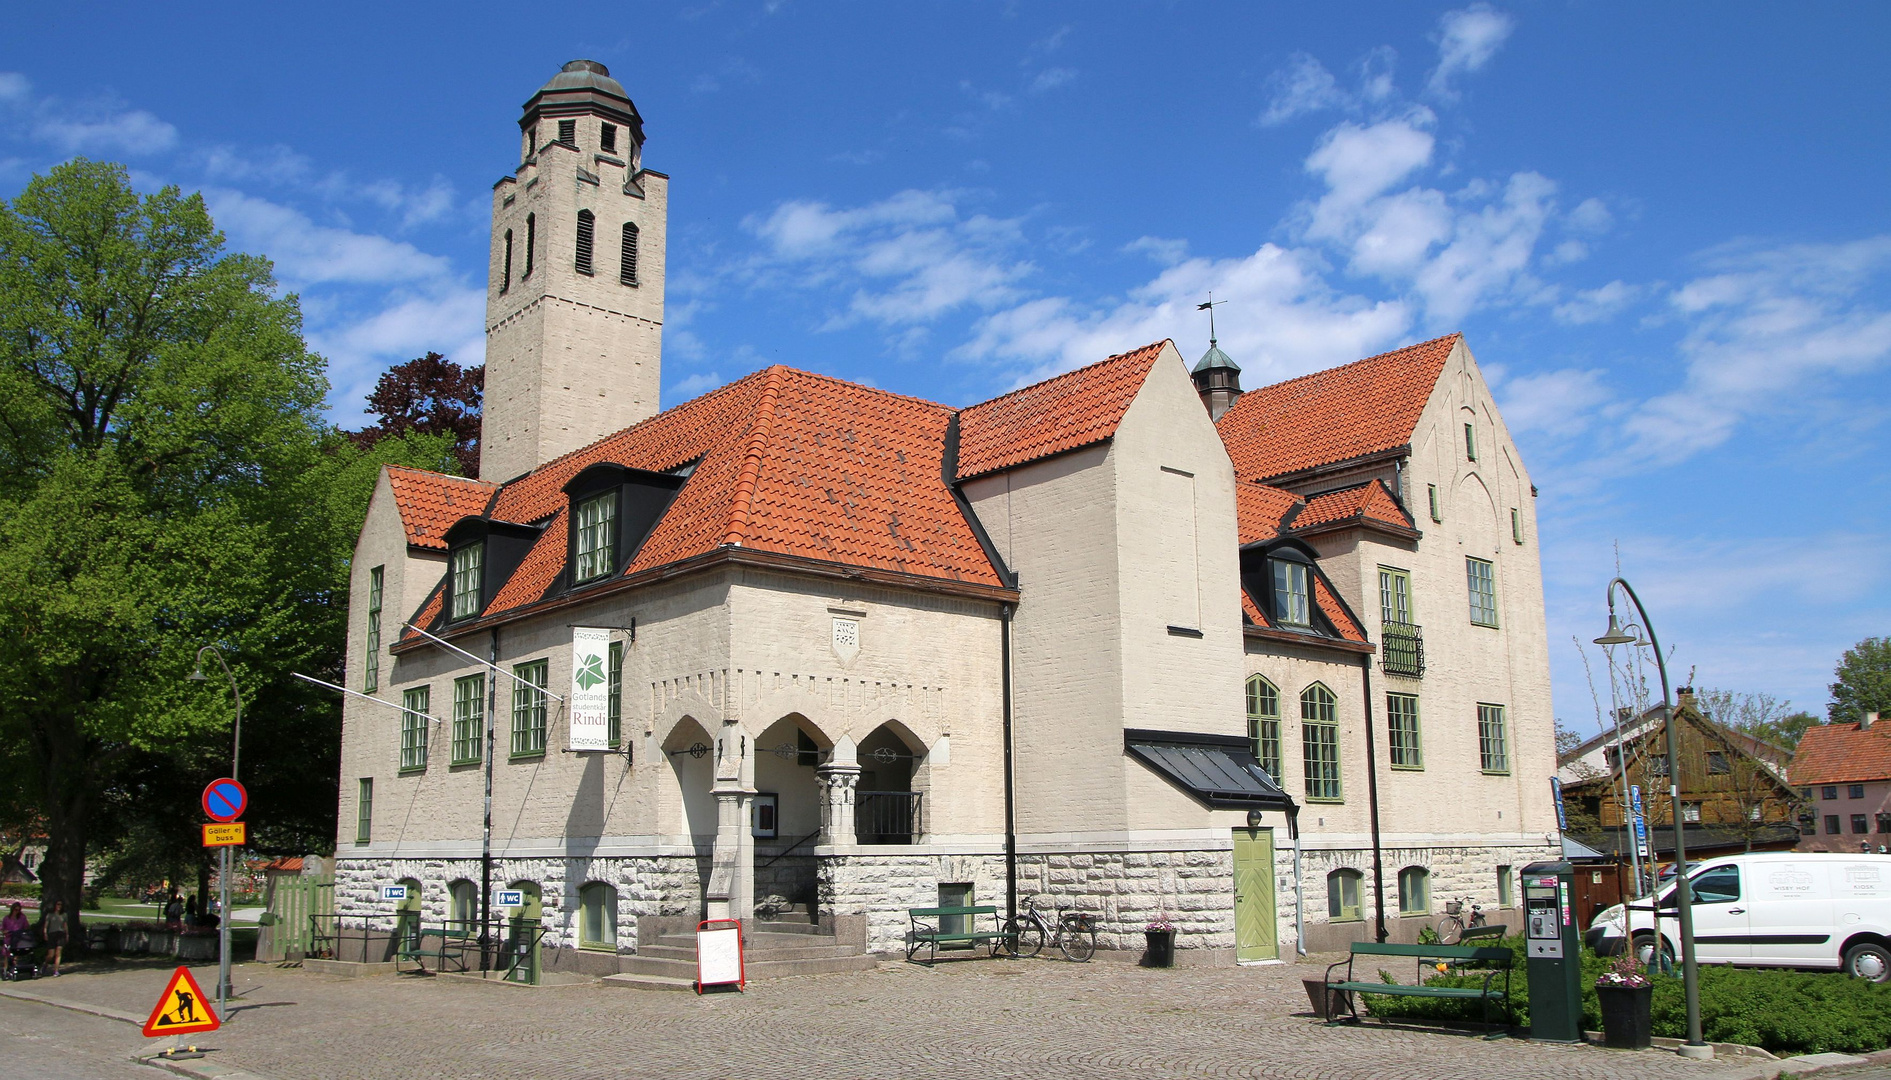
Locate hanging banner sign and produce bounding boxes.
[569,627,613,751]
[1550,777,1568,832]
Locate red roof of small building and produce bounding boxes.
[1295,480,1415,533]
[1789,721,1891,786]
[386,467,497,550]
[1217,333,1459,483]
[956,342,1167,480]
[1236,483,1302,545]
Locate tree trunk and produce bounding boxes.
[36,721,92,952]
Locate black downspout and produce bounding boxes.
[481,628,499,972]
[1361,652,1387,943]
[1001,602,1018,924]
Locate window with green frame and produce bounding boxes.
[1398,865,1430,915]
[1246,675,1281,782]
[607,640,623,749]
[1497,865,1514,908]
[451,542,484,620]
[1386,692,1421,769]
[579,881,617,949]
[448,879,477,927]
[452,674,485,764]
[1478,703,1509,774]
[1378,566,1412,625]
[355,778,373,844]
[573,491,617,583]
[400,686,429,772]
[511,659,549,757]
[1427,483,1442,523]
[364,565,383,691]
[1301,683,1341,801]
[1466,557,1499,627]
[1511,507,1524,545]
[1464,421,1477,462]
[1272,559,1310,626]
[1327,868,1362,920]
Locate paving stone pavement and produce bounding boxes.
[0,954,1800,1080]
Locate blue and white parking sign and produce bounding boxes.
[496,889,524,907]
[381,884,408,901]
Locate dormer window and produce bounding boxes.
[601,123,618,153]
[1273,560,1310,627]
[451,542,484,620]
[573,491,617,583]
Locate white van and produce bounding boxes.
[1586,852,1891,982]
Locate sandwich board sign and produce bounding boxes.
[142,966,220,1038]
[695,919,745,993]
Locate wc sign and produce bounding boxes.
[381,884,408,902]
[496,889,524,907]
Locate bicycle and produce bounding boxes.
[1435,896,1487,944]
[1002,898,1097,962]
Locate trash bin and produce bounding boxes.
[1144,929,1175,967]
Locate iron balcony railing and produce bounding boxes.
[856,790,922,845]
[1381,621,1425,678]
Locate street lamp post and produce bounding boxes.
[1594,578,1709,1059]
[189,646,243,1019]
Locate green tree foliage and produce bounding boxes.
[0,159,461,934]
[1830,636,1891,726]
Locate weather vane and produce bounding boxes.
[1197,293,1223,346]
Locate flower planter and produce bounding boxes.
[1596,984,1653,1050]
[1143,929,1175,968]
[1303,978,1351,1020]
[176,934,220,962]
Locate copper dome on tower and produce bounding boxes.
[521,59,643,145]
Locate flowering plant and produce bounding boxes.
[1145,918,1176,933]
[1594,952,1652,989]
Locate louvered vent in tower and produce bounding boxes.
[575,210,595,275]
[620,222,639,286]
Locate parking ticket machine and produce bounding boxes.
[1521,859,1583,1041]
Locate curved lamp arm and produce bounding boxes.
[190,645,245,782]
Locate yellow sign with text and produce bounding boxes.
[201,822,246,847]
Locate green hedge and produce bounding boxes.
[0,883,41,899]
[1360,936,1891,1055]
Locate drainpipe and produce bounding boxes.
[1289,804,1306,956]
[1001,602,1018,923]
[1361,653,1387,943]
[481,628,499,972]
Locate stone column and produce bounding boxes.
[704,721,756,923]
[817,764,862,852]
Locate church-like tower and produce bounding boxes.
[480,60,668,482]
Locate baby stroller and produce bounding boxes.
[2,926,39,980]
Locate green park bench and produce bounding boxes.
[1323,940,1514,1033]
[905,905,1009,965]
[395,925,472,974]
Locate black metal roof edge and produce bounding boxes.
[1122,731,1295,811]
[1123,728,1248,749]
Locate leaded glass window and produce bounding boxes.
[1301,683,1341,801]
[1246,675,1281,783]
[1273,560,1310,626]
[451,543,484,620]
[573,492,616,583]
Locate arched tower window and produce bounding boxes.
[501,229,513,294]
[575,210,595,275]
[523,213,536,278]
[620,222,639,286]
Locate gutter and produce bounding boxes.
[1361,651,1388,943]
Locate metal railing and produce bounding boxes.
[856,790,923,844]
[1381,621,1425,678]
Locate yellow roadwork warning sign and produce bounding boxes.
[142,966,220,1037]
[202,822,246,847]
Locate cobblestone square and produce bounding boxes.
[0,954,1802,1080]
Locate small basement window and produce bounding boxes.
[1398,866,1430,916]
[1327,868,1362,921]
[579,882,617,949]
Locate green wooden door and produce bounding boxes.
[1233,828,1278,962]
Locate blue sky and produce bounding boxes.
[4,3,1888,733]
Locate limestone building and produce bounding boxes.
[331,61,1560,976]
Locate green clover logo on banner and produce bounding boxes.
[575,653,606,691]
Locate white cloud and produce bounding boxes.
[204,189,454,287]
[1494,367,1612,439]
[1567,197,1614,235]
[666,371,724,400]
[1619,236,1891,464]
[743,190,1033,330]
[35,108,177,156]
[311,287,486,426]
[0,72,30,103]
[1429,3,1515,97]
[1408,171,1555,324]
[1303,116,1437,228]
[1123,236,1189,265]
[1258,53,1344,126]
[1553,280,1639,325]
[1030,68,1077,93]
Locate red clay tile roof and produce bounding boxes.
[385,467,497,550]
[956,342,1167,480]
[1788,722,1891,786]
[1236,483,1302,545]
[1217,333,1459,483]
[1295,480,1415,533]
[401,365,1009,635]
[1239,563,1367,644]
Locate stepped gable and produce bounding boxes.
[1216,333,1459,483]
[1294,479,1415,533]
[403,366,1008,636]
[955,341,1167,480]
[385,467,497,550]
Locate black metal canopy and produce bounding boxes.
[1124,729,1295,811]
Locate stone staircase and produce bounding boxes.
[602,907,877,992]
